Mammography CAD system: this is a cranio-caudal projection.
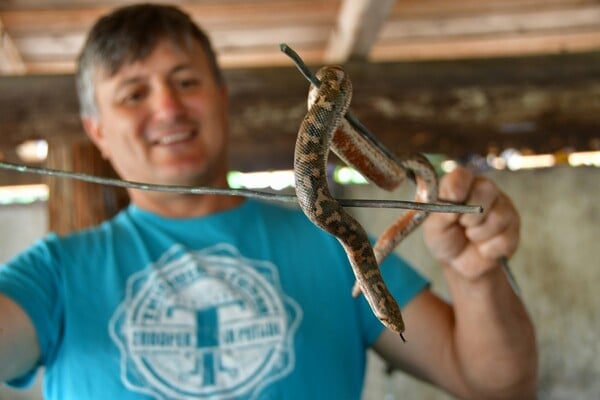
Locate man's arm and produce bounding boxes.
[372,167,537,399]
[0,294,40,382]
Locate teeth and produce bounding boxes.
[157,132,192,145]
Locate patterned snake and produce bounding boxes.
[294,66,439,338]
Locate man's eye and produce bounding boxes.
[122,90,146,105]
[117,86,148,106]
[177,78,200,89]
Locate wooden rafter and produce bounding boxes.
[0,1,339,72]
[324,0,395,63]
[0,17,26,75]
[369,2,600,61]
[1,51,598,174]
[1,0,599,75]
[371,30,600,62]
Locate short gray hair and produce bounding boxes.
[76,4,224,118]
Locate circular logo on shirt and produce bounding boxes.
[110,244,302,399]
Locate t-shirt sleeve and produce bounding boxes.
[0,234,64,386]
[357,250,430,346]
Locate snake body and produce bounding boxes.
[294,66,438,337]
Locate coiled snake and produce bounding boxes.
[294,65,439,339]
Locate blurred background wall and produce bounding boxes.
[0,202,45,400]
[355,166,600,399]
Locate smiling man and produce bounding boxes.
[0,4,537,400]
[78,12,238,217]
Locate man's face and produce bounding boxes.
[84,38,229,188]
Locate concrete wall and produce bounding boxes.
[353,166,600,399]
[1,166,599,399]
[0,202,46,400]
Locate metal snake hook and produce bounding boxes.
[280,43,397,162]
[0,160,481,213]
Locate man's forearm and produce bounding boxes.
[0,295,41,382]
[444,264,538,399]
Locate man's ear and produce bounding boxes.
[81,116,109,159]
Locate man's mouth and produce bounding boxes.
[154,131,195,146]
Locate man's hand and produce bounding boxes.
[423,167,520,279]
[413,167,537,398]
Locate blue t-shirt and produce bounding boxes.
[0,199,428,400]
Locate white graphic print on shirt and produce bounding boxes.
[109,243,302,399]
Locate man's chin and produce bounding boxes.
[158,169,220,188]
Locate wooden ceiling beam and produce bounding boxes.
[2,0,599,75]
[371,30,600,62]
[1,51,598,173]
[324,0,395,63]
[0,8,108,33]
[390,0,598,17]
[0,1,338,33]
[0,17,26,75]
[383,5,600,40]
[372,1,600,61]
[1,1,339,74]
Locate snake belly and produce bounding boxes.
[294,66,406,336]
[331,122,439,283]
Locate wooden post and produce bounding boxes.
[46,140,129,235]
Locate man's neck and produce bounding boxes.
[129,190,245,218]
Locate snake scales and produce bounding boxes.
[294,66,439,338]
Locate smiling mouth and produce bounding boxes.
[154,131,195,146]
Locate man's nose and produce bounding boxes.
[152,84,186,118]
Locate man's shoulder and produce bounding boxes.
[47,208,132,251]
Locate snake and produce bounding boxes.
[294,65,439,338]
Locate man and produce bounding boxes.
[0,4,537,399]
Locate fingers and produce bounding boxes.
[424,166,521,277]
[477,217,520,261]
[439,167,475,204]
[425,167,476,232]
[463,178,520,261]
[458,177,499,228]
[465,193,515,243]
[451,215,520,279]
[423,167,473,260]
[473,197,520,260]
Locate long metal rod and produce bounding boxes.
[0,161,481,213]
[500,256,521,297]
